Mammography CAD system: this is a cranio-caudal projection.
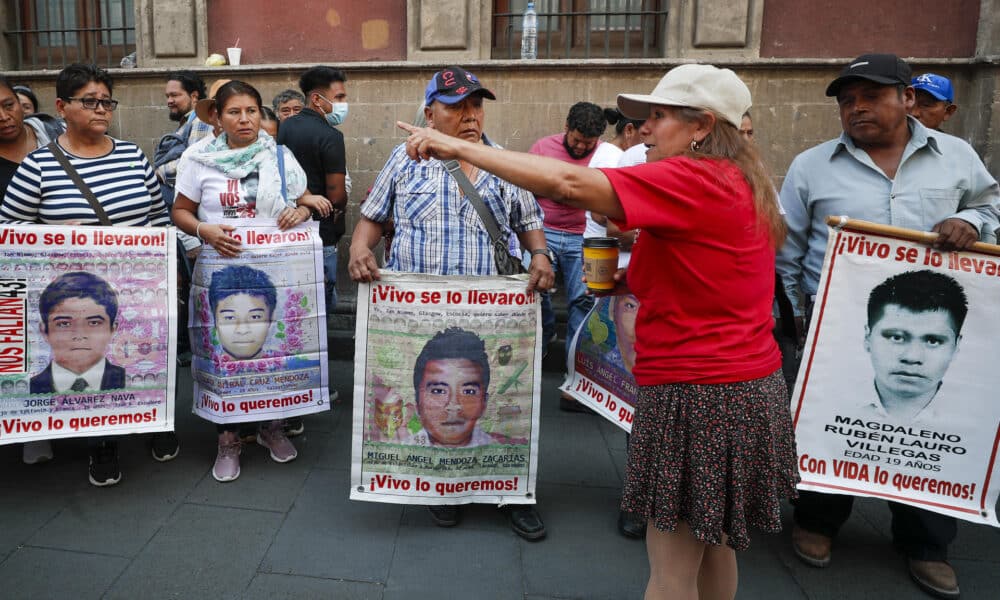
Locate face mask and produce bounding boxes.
[319,95,348,126]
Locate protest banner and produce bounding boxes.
[351,273,541,505]
[791,219,1000,526]
[190,220,329,424]
[0,224,176,444]
[559,293,638,432]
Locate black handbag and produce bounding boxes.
[443,159,526,275]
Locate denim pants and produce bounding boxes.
[538,228,590,362]
[323,245,338,310]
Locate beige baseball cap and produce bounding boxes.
[617,64,751,128]
[194,78,232,124]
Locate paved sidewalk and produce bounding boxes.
[2,352,999,599]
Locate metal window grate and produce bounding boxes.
[492,0,668,59]
[4,0,135,70]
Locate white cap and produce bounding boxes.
[617,64,751,128]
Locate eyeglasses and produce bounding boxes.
[64,97,119,111]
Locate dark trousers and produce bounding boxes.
[793,489,957,561]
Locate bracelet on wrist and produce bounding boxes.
[195,222,205,241]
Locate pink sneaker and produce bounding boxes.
[257,420,298,463]
[213,431,241,482]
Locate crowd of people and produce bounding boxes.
[1,52,997,600]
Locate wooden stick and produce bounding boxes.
[824,216,1000,257]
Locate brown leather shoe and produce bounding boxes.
[908,559,960,599]
[791,525,832,568]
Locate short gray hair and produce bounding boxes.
[271,89,305,112]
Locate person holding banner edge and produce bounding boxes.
[776,53,1000,599]
[395,64,798,599]
[0,63,174,486]
[349,67,554,541]
[170,80,329,482]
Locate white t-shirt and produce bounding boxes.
[619,142,648,167]
[174,145,302,222]
[585,142,641,268]
[584,142,625,239]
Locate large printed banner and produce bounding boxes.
[0,224,177,444]
[351,273,541,505]
[190,220,329,424]
[559,293,639,433]
[792,226,1000,526]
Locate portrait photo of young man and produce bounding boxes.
[862,269,967,422]
[31,271,125,394]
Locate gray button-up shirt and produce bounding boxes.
[777,118,1000,312]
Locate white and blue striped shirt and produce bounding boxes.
[362,140,544,276]
[0,138,169,226]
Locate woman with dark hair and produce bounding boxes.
[0,63,172,487]
[1,63,168,227]
[13,85,38,115]
[0,75,65,467]
[395,64,798,599]
[171,80,330,482]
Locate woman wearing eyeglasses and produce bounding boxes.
[0,63,171,490]
[0,63,169,228]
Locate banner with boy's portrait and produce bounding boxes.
[351,273,541,505]
[792,224,1000,526]
[0,224,176,444]
[559,293,639,433]
[190,220,329,424]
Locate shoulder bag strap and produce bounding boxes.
[277,144,287,204]
[46,142,113,226]
[442,159,505,245]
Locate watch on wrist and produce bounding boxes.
[530,248,555,263]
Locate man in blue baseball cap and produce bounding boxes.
[349,67,553,541]
[911,73,957,131]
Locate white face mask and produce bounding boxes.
[319,94,348,126]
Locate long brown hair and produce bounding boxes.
[674,107,786,248]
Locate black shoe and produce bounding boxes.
[88,441,121,487]
[617,511,647,539]
[428,505,461,527]
[284,417,305,437]
[151,431,180,462]
[506,506,547,541]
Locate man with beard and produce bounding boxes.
[155,71,213,189]
[528,102,607,409]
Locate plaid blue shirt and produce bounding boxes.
[362,139,544,275]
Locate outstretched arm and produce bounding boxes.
[396,121,625,221]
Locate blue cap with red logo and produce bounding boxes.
[912,73,954,103]
[424,67,497,106]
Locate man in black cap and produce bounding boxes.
[777,53,1000,600]
[349,66,554,541]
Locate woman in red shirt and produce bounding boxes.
[397,64,799,599]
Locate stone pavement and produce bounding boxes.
[2,347,999,599]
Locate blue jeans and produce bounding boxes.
[323,245,338,310]
[538,228,590,361]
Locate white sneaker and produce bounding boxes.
[23,440,54,465]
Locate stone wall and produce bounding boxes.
[9,61,999,303]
